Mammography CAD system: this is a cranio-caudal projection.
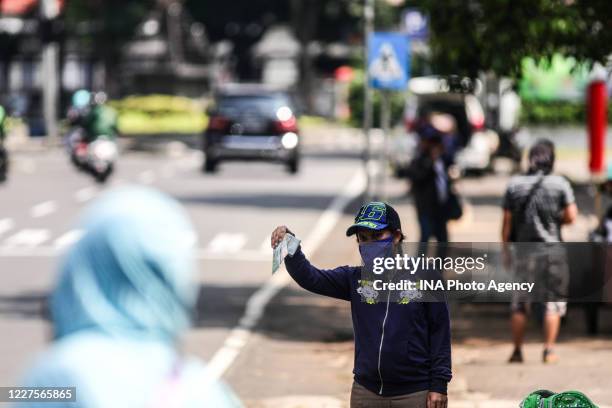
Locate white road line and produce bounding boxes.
[180,150,204,170]
[17,158,36,174]
[206,168,366,380]
[160,164,176,179]
[0,218,15,237]
[207,233,248,254]
[195,249,267,262]
[75,187,97,203]
[30,201,57,218]
[53,229,84,249]
[259,237,272,253]
[3,229,50,247]
[138,170,156,185]
[111,178,127,187]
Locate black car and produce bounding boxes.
[202,85,300,174]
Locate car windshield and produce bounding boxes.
[216,94,290,116]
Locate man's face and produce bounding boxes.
[356,228,395,244]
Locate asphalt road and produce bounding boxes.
[0,136,365,387]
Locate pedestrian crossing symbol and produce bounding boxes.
[368,32,410,90]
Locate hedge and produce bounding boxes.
[109,94,207,135]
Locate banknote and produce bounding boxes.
[272,234,301,274]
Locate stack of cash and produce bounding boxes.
[272,234,301,274]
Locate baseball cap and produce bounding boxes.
[346,201,402,236]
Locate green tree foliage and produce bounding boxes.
[415,0,612,78]
[64,0,155,92]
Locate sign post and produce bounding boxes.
[40,0,60,145]
[367,32,410,200]
[363,0,375,201]
[587,75,608,219]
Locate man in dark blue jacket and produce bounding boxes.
[271,202,451,408]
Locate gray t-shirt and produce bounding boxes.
[503,174,575,242]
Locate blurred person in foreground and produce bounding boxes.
[501,139,577,364]
[271,202,451,408]
[19,187,242,408]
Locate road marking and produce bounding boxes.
[17,158,36,174]
[207,233,247,254]
[53,229,84,249]
[259,237,272,253]
[0,218,15,237]
[181,150,204,170]
[111,178,127,187]
[196,249,267,261]
[3,229,50,247]
[75,187,97,203]
[160,164,175,179]
[138,170,156,185]
[206,168,366,380]
[30,201,57,218]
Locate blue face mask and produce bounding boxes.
[359,236,394,271]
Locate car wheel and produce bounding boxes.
[94,164,113,184]
[204,159,218,173]
[286,158,299,174]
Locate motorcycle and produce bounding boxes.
[68,130,117,183]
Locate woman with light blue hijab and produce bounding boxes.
[19,187,243,408]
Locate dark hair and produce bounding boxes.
[528,139,555,175]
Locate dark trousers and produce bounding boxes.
[417,212,448,243]
[350,381,428,408]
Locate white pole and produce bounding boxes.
[380,90,391,201]
[40,0,59,145]
[363,0,374,201]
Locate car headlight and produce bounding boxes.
[281,132,299,149]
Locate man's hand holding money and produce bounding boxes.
[271,225,300,274]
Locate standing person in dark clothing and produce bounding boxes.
[271,202,452,408]
[0,104,8,182]
[502,139,578,364]
[408,125,454,243]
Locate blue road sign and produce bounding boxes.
[402,9,429,40]
[367,32,410,90]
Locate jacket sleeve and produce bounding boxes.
[284,246,353,301]
[426,302,452,394]
[407,155,435,184]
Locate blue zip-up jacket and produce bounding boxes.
[285,247,452,396]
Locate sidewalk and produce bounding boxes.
[229,161,612,407]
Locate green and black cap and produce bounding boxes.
[346,201,402,236]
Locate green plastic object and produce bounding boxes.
[520,390,598,408]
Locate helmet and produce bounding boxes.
[93,92,108,106]
[72,89,91,109]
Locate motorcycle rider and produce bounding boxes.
[67,90,117,152]
[81,92,118,143]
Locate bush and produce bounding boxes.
[348,69,405,128]
[109,94,207,135]
[520,100,612,125]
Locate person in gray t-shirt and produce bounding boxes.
[501,139,578,364]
